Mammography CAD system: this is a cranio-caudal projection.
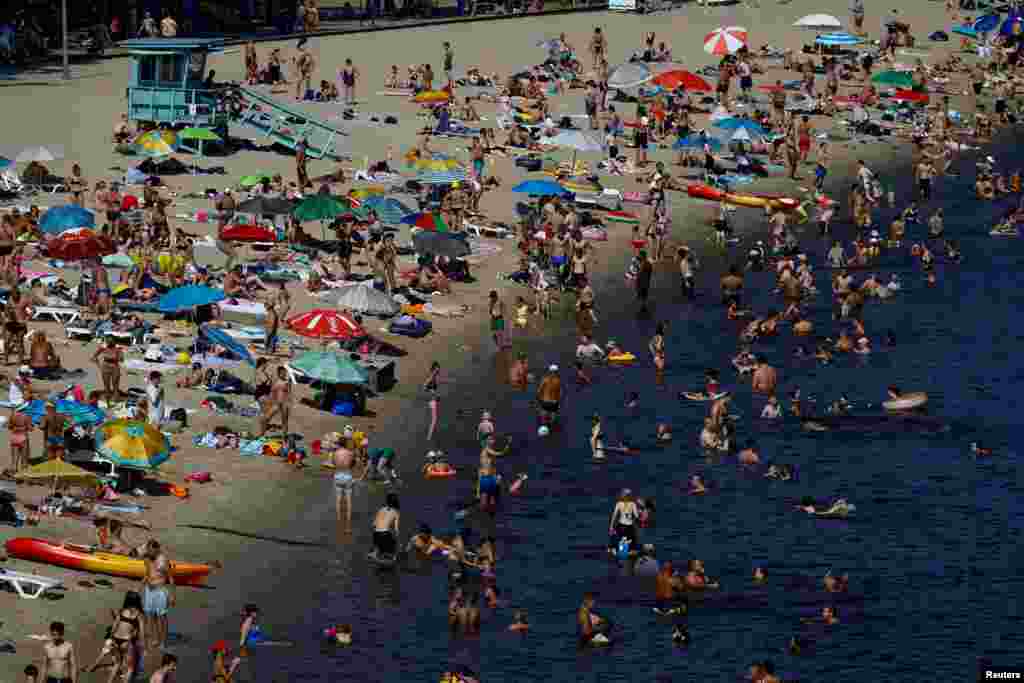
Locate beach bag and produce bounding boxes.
[331,401,355,416]
[615,536,631,561]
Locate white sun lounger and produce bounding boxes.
[0,568,63,599]
[30,307,81,326]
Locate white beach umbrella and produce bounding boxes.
[794,14,843,30]
[607,62,652,89]
[704,27,748,56]
[10,145,65,163]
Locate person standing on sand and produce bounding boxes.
[264,300,280,355]
[141,540,175,651]
[40,621,77,683]
[295,137,310,190]
[850,0,865,35]
[590,28,607,71]
[536,364,562,422]
[259,366,292,437]
[339,58,359,104]
[294,39,314,101]
[443,42,454,90]
[7,406,31,474]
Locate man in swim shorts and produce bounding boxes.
[536,365,562,420]
[371,493,400,558]
[142,539,175,650]
[655,561,687,614]
[332,443,360,524]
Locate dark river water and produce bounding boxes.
[195,133,1024,682]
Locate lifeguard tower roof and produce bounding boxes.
[118,38,226,53]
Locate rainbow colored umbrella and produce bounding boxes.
[96,420,172,471]
[402,212,450,232]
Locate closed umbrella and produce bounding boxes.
[511,179,571,196]
[46,229,116,261]
[10,145,65,163]
[236,196,295,216]
[651,70,713,92]
[287,309,368,340]
[96,420,172,471]
[157,285,226,313]
[323,284,401,317]
[607,62,652,89]
[200,324,256,366]
[793,14,842,29]
[39,205,95,234]
[291,351,370,385]
[412,230,471,258]
[704,27,748,55]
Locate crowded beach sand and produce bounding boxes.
[0,0,1016,678]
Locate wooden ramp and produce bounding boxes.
[235,87,350,161]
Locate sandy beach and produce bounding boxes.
[0,0,996,678]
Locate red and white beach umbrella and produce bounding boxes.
[286,309,367,341]
[703,26,748,55]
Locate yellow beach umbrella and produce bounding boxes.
[96,419,172,470]
[16,459,99,492]
[134,130,178,146]
[413,90,451,103]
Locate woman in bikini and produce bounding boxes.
[109,591,145,683]
[92,337,123,401]
[424,361,441,442]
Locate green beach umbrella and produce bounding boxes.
[294,194,350,240]
[240,174,272,188]
[871,70,914,88]
[178,128,221,174]
[291,351,370,385]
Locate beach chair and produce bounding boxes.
[30,306,82,326]
[0,567,63,599]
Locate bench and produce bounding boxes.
[0,568,63,599]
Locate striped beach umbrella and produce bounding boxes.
[815,32,863,46]
[704,27,748,56]
[416,170,467,185]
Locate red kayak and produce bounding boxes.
[687,184,800,211]
[219,224,276,242]
[5,538,214,585]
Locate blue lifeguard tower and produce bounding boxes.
[122,38,230,132]
[120,37,350,161]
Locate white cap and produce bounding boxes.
[549,364,559,372]
[987,155,996,163]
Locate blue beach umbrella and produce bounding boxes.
[815,32,864,46]
[361,196,414,224]
[39,205,95,234]
[673,134,723,151]
[974,14,1000,33]
[715,118,767,136]
[200,324,255,367]
[511,179,571,196]
[157,285,226,313]
[18,399,107,427]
